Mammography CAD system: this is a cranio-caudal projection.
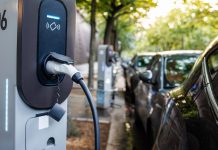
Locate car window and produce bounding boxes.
[164,55,199,89]
[208,50,218,75]
[136,55,153,68]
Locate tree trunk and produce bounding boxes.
[113,28,118,51]
[104,16,114,45]
[88,0,97,89]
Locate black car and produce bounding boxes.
[148,37,218,150]
[123,52,156,103]
[133,50,201,148]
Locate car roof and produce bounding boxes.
[157,50,202,56]
[136,52,157,56]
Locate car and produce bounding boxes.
[123,52,156,103]
[133,50,201,148]
[148,37,218,149]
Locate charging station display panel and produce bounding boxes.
[38,0,67,85]
[17,0,75,109]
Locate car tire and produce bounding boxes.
[186,118,218,150]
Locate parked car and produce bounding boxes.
[123,52,156,103]
[141,37,218,150]
[133,50,201,148]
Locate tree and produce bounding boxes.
[144,0,218,51]
[77,0,97,88]
[101,0,156,50]
[77,0,156,50]
[76,0,156,87]
[88,0,97,89]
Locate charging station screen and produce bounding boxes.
[38,0,67,85]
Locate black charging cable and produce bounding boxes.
[72,73,100,150]
[44,53,100,150]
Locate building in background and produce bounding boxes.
[74,11,91,64]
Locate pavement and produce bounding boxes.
[67,62,128,150]
[106,93,127,150]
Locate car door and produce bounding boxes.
[152,100,188,150]
[153,47,218,150]
[126,56,137,90]
[134,56,162,137]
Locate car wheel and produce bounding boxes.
[186,118,218,150]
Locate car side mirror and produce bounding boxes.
[130,61,135,68]
[139,70,152,83]
[121,62,128,69]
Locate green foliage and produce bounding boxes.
[76,0,156,20]
[116,15,140,51]
[144,0,218,51]
[76,0,156,52]
[76,0,218,56]
[176,96,198,119]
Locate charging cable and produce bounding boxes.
[46,58,100,150]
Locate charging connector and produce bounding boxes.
[46,61,79,78]
[45,55,100,150]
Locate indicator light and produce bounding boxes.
[46,14,60,20]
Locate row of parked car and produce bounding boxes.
[122,37,218,150]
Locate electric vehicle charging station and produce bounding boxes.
[97,45,115,109]
[0,0,100,150]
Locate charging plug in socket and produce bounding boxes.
[40,52,74,85]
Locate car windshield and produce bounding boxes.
[136,55,153,68]
[164,55,199,89]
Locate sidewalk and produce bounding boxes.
[106,93,127,150]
